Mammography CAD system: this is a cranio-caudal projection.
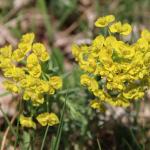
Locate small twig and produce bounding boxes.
[57,22,78,37]
[0,112,18,150]
[0,24,17,46]
[1,0,33,23]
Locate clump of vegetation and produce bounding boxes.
[0,0,150,149]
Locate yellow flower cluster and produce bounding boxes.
[36,112,59,126]
[20,115,36,129]
[72,15,150,110]
[20,113,59,128]
[0,33,62,128]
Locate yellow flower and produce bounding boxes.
[32,43,46,54]
[48,113,59,126]
[36,112,49,126]
[23,91,30,100]
[98,47,112,63]
[18,43,31,54]
[3,80,20,93]
[40,52,50,61]
[28,64,41,78]
[26,53,42,77]
[20,33,35,44]
[80,75,98,92]
[112,98,129,107]
[27,53,39,68]
[32,43,50,61]
[109,22,121,32]
[92,35,105,50]
[37,80,49,93]
[0,58,13,70]
[0,45,12,58]
[90,99,100,109]
[88,78,99,92]
[20,75,37,88]
[79,56,97,73]
[71,44,80,60]
[95,15,115,27]
[104,36,117,49]
[4,67,25,81]
[23,89,44,105]
[32,94,44,106]
[123,88,144,100]
[12,49,25,62]
[136,38,149,52]
[36,112,59,126]
[144,52,150,65]
[48,86,55,95]
[109,22,132,35]
[49,76,63,90]
[80,74,91,86]
[90,99,106,112]
[114,42,135,59]
[141,29,150,42]
[20,115,36,129]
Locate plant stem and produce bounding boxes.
[53,95,67,150]
[40,126,49,150]
[97,138,102,150]
[14,96,23,150]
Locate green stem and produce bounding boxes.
[14,97,23,150]
[53,95,67,150]
[14,118,20,150]
[40,126,49,150]
[30,130,35,150]
[97,138,102,150]
[40,94,50,150]
[57,88,80,95]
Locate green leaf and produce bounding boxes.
[50,136,57,150]
[20,131,31,150]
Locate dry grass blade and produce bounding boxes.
[1,0,33,23]
[0,112,18,150]
[0,24,17,46]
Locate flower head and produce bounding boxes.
[20,115,36,129]
[0,33,62,106]
[95,15,115,27]
[36,112,59,126]
[0,32,62,129]
[109,21,132,35]
[72,15,150,109]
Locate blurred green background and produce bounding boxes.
[0,0,150,149]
